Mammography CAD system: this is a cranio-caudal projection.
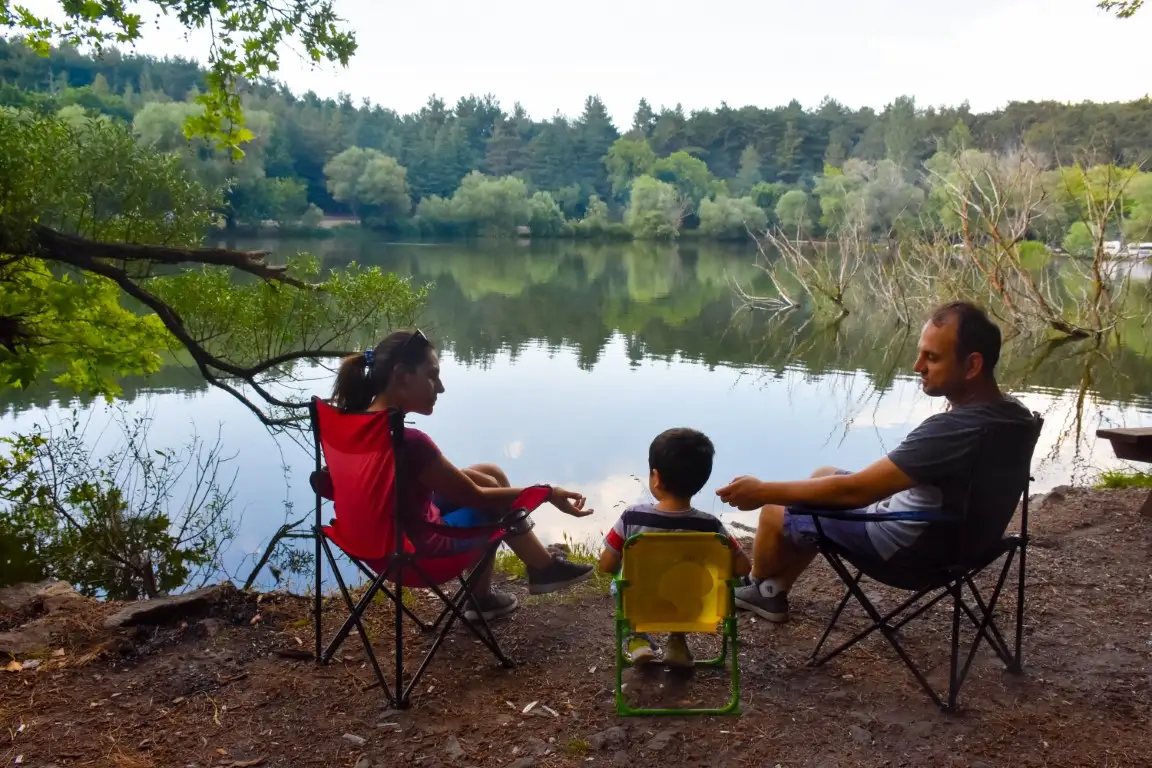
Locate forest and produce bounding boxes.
[3,35,1152,243]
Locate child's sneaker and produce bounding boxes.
[627,636,656,666]
[662,633,694,668]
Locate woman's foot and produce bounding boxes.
[526,554,594,594]
[463,590,520,622]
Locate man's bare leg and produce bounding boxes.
[738,466,845,621]
[751,466,844,589]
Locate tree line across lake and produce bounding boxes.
[3,35,1152,245]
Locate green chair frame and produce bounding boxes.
[613,532,741,716]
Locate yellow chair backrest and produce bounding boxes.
[620,532,735,634]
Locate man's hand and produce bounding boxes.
[716,476,767,511]
[550,487,594,517]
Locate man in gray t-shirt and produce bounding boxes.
[717,302,1040,624]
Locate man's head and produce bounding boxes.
[913,302,1002,400]
[648,428,715,502]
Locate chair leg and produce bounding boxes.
[394,563,405,708]
[350,558,430,632]
[947,583,962,713]
[313,527,323,664]
[397,552,514,705]
[960,556,1016,666]
[1013,540,1027,673]
[320,537,392,704]
[954,553,1017,694]
[817,551,945,709]
[809,568,861,664]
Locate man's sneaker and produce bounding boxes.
[734,577,790,623]
[626,635,656,666]
[526,554,594,594]
[463,590,520,622]
[661,633,694,668]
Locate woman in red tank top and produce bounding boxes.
[329,329,595,621]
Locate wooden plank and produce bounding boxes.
[1095,427,1152,444]
[1097,428,1152,463]
[1096,427,1152,517]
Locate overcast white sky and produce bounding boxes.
[26,0,1152,124]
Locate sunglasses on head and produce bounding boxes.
[364,329,428,370]
[397,329,429,361]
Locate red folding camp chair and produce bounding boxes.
[307,396,551,708]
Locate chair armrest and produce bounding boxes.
[788,506,956,524]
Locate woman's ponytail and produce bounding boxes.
[331,352,375,412]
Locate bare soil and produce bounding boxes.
[3,487,1150,768]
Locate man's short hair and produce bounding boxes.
[649,428,715,498]
[929,301,1001,376]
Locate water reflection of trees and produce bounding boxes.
[6,238,1150,428]
[341,239,1152,412]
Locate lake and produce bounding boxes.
[3,236,1151,591]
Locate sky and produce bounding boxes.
[21,0,1152,125]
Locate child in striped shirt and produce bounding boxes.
[598,428,751,667]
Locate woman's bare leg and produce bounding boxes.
[462,464,552,596]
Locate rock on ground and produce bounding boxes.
[102,584,232,629]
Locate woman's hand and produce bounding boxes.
[716,475,768,511]
[550,487,594,517]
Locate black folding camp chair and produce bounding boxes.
[796,412,1044,712]
[308,396,550,709]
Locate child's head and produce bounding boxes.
[648,428,715,502]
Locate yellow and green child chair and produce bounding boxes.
[613,531,741,716]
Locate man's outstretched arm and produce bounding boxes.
[716,457,917,511]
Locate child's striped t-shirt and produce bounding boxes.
[603,503,743,552]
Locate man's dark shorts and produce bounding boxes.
[782,507,881,560]
[779,469,882,559]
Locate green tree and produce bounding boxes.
[625,175,683,239]
[1099,1,1143,16]
[698,196,768,240]
[734,145,764,195]
[651,151,716,214]
[775,189,812,235]
[603,138,657,199]
[2,0,357,153]
[324,146,412,228]
[1,110,425,424]
[1063,221,1097,256]
[0,410,236,598]
[527,191,566,236]
[451,171,531,236]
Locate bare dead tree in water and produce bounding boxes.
[923,149,1140,338]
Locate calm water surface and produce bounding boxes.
[3,237,1150,588]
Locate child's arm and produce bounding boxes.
[717,519,753,576]
[599,514,628,574]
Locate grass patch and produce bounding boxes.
[566,738,590,754]
[1094,469,1152,489]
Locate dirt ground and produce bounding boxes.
[3,487,1150,768]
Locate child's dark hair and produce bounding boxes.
[330,330,433,412]
[649,428,715,499]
